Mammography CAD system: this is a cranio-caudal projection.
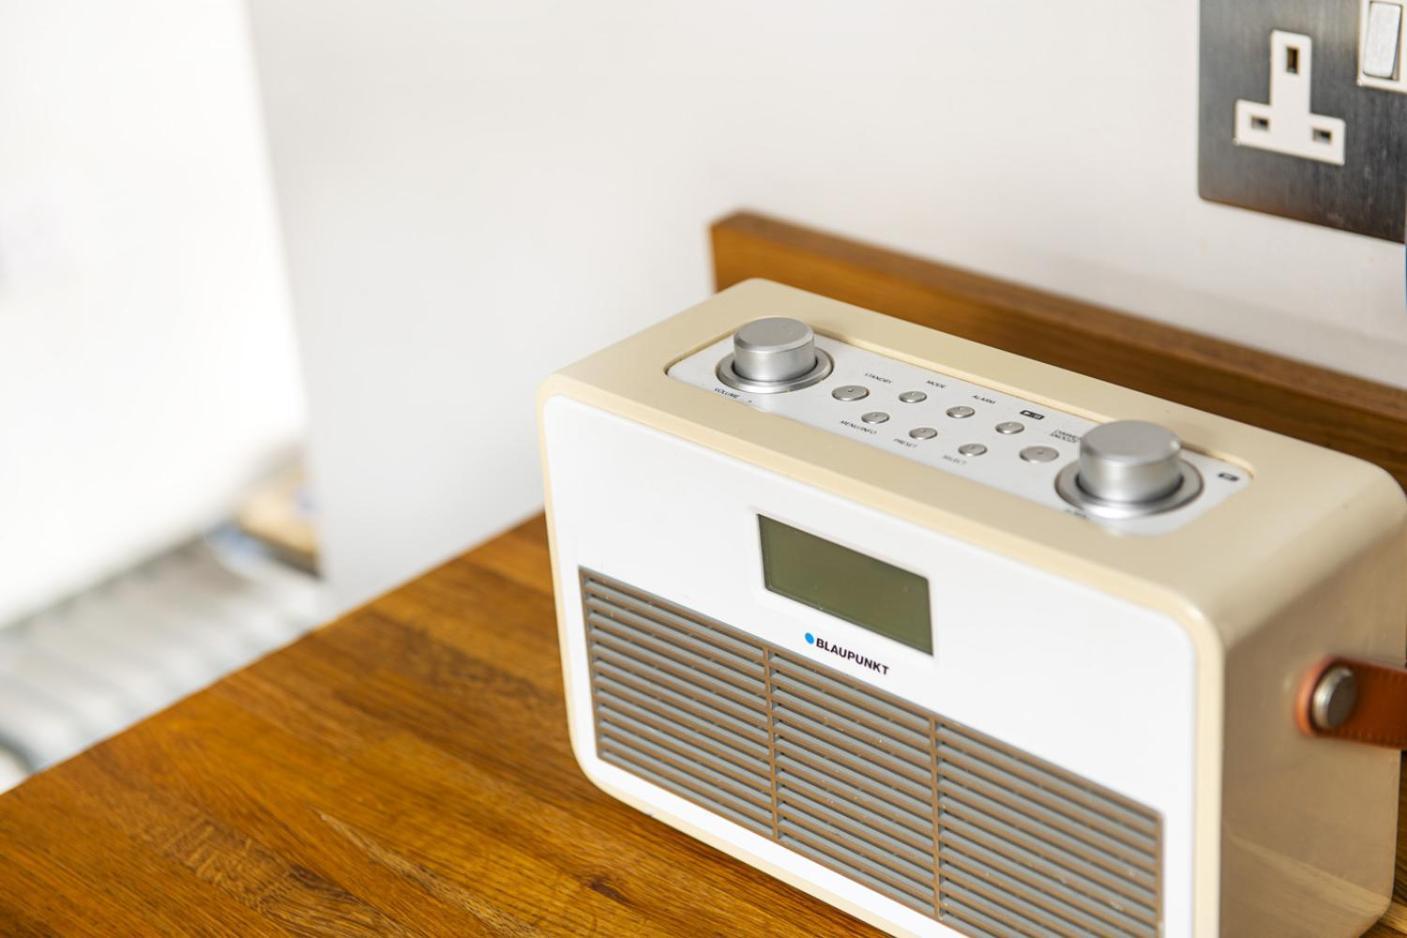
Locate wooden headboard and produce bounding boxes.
[711,211,1407,493]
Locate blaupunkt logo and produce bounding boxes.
[804,632,890,675]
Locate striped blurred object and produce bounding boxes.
[0,526,324,793]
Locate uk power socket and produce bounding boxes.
[1199,0,1407,242]
[1233,31,1345,165]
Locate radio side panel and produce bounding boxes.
[1218,522,1405,937]
[540,393,1199,938]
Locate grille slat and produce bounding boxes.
[580,570,1162,937]
[599,712,771,792]
[594,689,772,771]
[776,772,937,853]
[592,680,769,761]
[779,814,935,900]
[938,793,1159,898]
[941,855,1138,938]
[941,877,1066,938]
[770,685,933,768]
[939,830,1158,933]
[938,778,1159,878]
[777,782,936,869]
[775,723,934,804]
[938,748,1161,861]
[585,583,764,664]
[597,729,771,813]
[586,602,765,681]
[770,670,932,749]
[771,652,932,735]
[773,707,932,786]
[775,750,933,821]
[590,659,768,738]
[940,813,1158,914]
[779,823,936,913]
[770,751,937,839]
[597,740,774,835]
[938,725,1157,837]
[590,626,766,710]
[589,614,766,694]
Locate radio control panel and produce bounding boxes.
[666,318,1251,535]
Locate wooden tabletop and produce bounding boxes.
[0,516,881,936]
[1,515,1404,936]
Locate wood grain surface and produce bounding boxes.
[0,517,884,937]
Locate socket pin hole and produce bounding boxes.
[1285,46,1300,74]
[1251,116,1270,131]
[1313,127,1333,143]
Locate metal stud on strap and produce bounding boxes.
[1298,657,1407,748]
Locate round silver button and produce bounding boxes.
[1019,445,1060,463]
[946,406,975,419]
[733,318,815,382]
[717,317,833,393]
[1078,421,1184,504]
[996,421,1025,435]
[861,411,890,424]
[1055,419,1204,518]
[909,427,938,440]
[958,443,987,456]
[898,391,927,403]
[831,385,869,402]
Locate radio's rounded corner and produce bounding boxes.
[536,374,577,417]
[1334,454,1407,543]
[562,722,615,797]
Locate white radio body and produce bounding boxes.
[538,280,1407,937]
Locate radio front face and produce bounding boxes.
[543,395,1199,937]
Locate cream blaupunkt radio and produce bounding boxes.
[537,280,1407,937]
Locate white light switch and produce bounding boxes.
[1364,2,1403,79]
[1361,0,1407,92]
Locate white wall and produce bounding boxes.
[0,1,303,624]
[247,0,1407,611]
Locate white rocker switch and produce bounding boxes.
[1361,0,1406,92]
[1363,2,1402,78]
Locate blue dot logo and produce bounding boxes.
[804,632,815,644]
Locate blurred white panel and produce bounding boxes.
[246,0,1407,611]
[0,1,304,623]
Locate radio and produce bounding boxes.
[538,279,1407,937]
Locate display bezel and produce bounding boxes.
[758,515,933,654]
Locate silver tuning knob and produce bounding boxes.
[1056,420,1203,518]
[1080,421,1183,503]
[717,317,833,393]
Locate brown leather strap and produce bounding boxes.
[1298,656,1407,748]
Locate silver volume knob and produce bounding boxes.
[734,317,817,382]
[717,317,832,393]
[1079,421,1184,503]
[1055,419,1203,518]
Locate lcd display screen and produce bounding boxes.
[758,516,932,654]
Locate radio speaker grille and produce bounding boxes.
[580,569,1161,937]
